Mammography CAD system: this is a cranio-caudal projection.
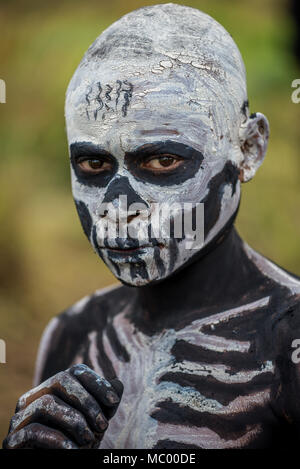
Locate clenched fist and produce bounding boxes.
[2,364,123,449]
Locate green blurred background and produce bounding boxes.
[0,0,299,442]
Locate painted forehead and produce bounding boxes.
[66,4,248,153]
[66,75,217,157]
[65,68,242,163]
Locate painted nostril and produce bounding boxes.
[127,214,137,223]
[100,209,109,218]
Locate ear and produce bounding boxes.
[238,112,269,182]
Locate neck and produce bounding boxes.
[133,226,259,332]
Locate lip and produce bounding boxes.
[101,245,153,263]
[98,240,164,252]
[103,246,149,253]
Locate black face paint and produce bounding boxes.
[74,199,93,239]
[129,261,149,282]
[101,176,148,208]
[70,141,118,187]
[101,176,149,250]
[153,245,166,278]
[92,225,104,261]
[167,238,179,275]
[201,161,240,238]
[29,2,300,450]
[84,80,134,120]
[241,100,249,118]
[125,140,204,186]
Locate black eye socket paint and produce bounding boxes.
[124,140,204,186]
[70,141,118,187]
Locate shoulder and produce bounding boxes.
[270,295,300,350]
[240,241,300,341]
[34,283,133,385]
[242,241,300,297]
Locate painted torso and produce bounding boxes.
[35,235,300,449]
[98,296,276,449]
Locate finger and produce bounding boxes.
[70,364,123,418]
[110,378,124,398]
[16,372,108,433]
[3,423,78,449]
[9,394,95,447]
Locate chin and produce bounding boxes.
[106,256,164,287]
[102,245,201,288]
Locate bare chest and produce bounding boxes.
[79,297,277,448]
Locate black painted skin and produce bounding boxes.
[71,139,240,286]
[3,139,300,449]
[3,221,300,448]
[5,0,300,449]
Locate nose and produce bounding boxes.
[100,176,149,224]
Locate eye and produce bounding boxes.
[77,158,112,174]
[141,155,183,172]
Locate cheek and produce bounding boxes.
[74,200,93,239]
[126,167,208,206]
[72,178,107,235]
[201,161,240,238]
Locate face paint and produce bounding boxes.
[65,4,248,286]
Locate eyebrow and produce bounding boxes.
[126,140,203,159]
[69,141,112,159]
[69,140,203,160]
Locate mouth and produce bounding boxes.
[100,245,153,264]
[103,246,148,253]
[99,241,165,263]
[98,239,164,252]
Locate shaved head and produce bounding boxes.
[66,3,248,151]
[65,4,269,286]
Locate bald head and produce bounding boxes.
[66,4,248,153]
[65,4,269,286]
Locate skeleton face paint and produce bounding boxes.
[65,4,266,286]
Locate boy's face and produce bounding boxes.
[66,73,241,286]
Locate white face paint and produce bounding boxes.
[65,4,267,286]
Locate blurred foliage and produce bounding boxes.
[0,0,299,441]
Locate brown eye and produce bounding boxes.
[78,158,111,174]
[159,156,175,167]
[142,154,183,171]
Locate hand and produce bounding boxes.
[2,364,123,449]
